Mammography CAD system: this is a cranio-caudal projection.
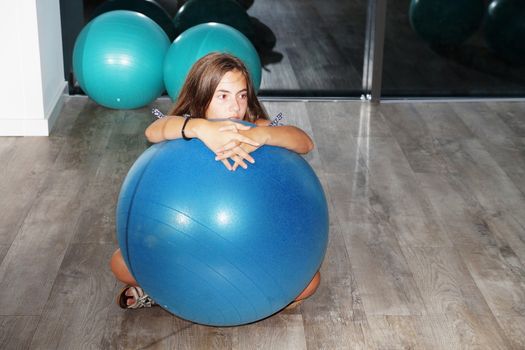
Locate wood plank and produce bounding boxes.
[232,314,307,350]
[248,0,368,92]
[311,102,392,138]
[0,316,39,350]
[52,101,115,173]
[432,138,525,213]
[388,214,452,248]
[366,315,440,350]
[71,109,150,244]
[169,321,234,350]
[102,311,184,350]
[286,34,361,91]
[300,229,372,349]
[0,169,87,315]
[400,245,512,348]
[451,102,522,160]
[380,103,456,174]
[3,97,525,349]
[480,210,525,269]
[260,52,300,90]
[495,316,525,350]
[307,102,392,174]
[460,246,525,318]
[66,102,154,244]
[29,243,116,349]
[409,103,475,141]
[359,135,435,218]
[400,246,494,316]
[248,0,525,95]
[0,244,8,267]
[417,169,525,263]
[301,173,372,350]
[327,135,435,221]
[50,96,90,137]
[489,101,525,137]
[341,221,426,316]
[0,98,88,247]
[494,137,525,197]
[440,313,512,349]
[263,101,322,172]
[0,136,64,246]
[451,102,525,197]
[0,136,17,170]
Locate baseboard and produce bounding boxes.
[46,81,68,134]
[0,81,67,136]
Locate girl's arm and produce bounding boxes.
[240,125,314,154]
[145,115,204,143]
[145,116,260,170]
[215,123,314,170]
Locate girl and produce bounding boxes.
[111,52,321,310]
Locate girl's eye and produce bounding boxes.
[239,94,248,100]
[217,94,227,100]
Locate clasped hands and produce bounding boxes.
[195,119,266,171]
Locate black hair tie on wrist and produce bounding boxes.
[181,115,192,141]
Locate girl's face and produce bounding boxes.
[205,70,248,120]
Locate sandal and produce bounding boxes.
[117,285,157,309]
[284,299,304,310]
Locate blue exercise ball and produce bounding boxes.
[116,139,329,326]
[163,22,261,100]
[73,10,170,109]
[409,0,485,46]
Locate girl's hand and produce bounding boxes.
[215,128,270,170]
[216,142,260,171]
[194,120,260,171]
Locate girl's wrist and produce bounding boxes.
[187,118,206,139]
[246,126,269,144]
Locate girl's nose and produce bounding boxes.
[231,99,240,112]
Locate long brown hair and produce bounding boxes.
[168,53,267,123]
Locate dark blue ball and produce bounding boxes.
[485,0,525,64]
[116,139,329,326]
[409,0,485,47]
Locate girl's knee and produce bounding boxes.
[295,271,321,301]
[110,249,137,286]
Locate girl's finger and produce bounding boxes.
[220,159,232,171]
[231,156,247,170]
[234,146,254,164]
[215,151,233,161]
[235,135,260,147]
[216,140,239,153]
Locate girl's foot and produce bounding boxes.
[117,285,157,309]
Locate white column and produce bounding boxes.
[0,1,67,136]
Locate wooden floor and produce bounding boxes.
[1,97,525,349]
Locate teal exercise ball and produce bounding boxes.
[89,0,177,41]
[485,0,525,64]
[409,0,485,46]
[163,23,261,100]
[173,0,254,42]
[73,10,170,109]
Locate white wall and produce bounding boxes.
[0,1,67,136]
